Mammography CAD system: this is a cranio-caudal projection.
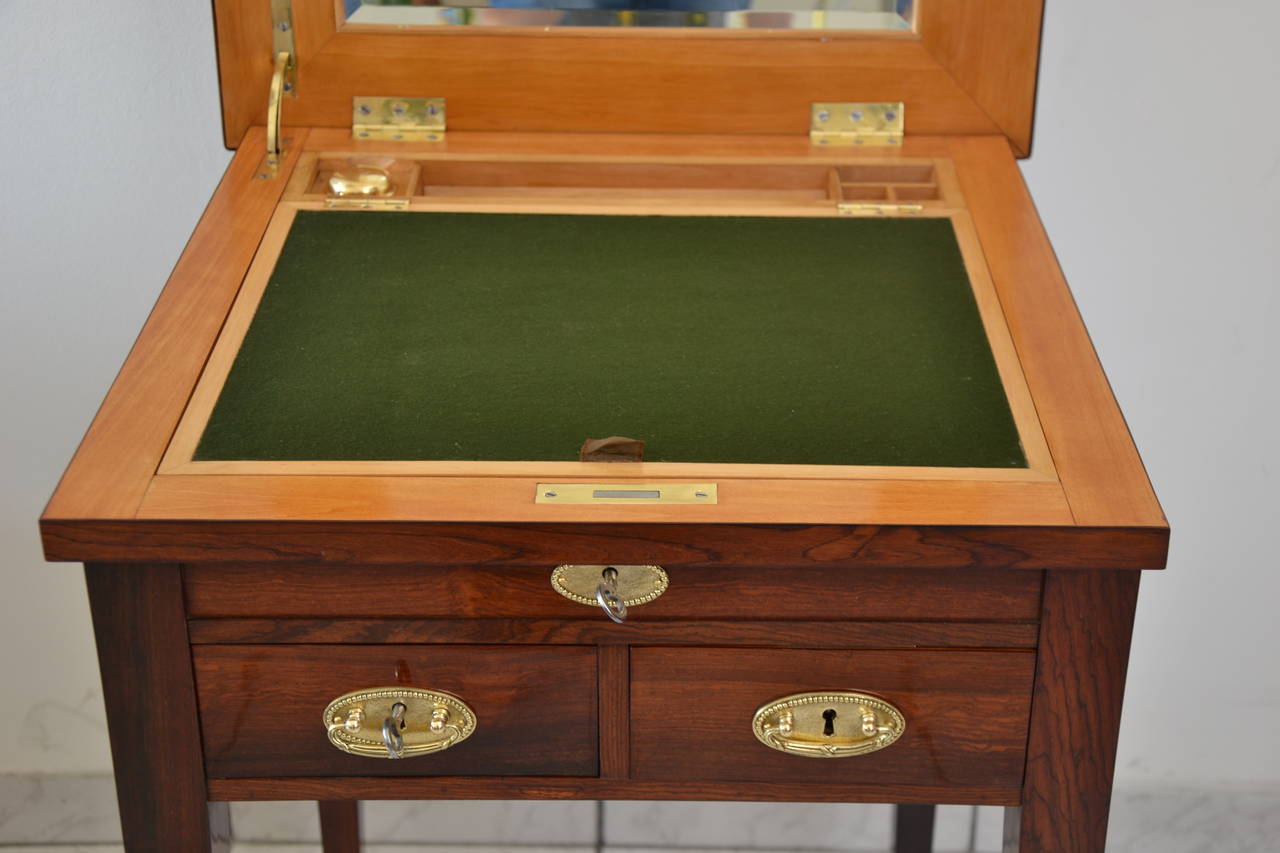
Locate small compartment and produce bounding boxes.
[631,648,1034,787]
[286,155,951,208]
[831,164,942,206]
[306,156,420,198]
[194,644,598,778]
[837,164,936,184]
[893,185,942,201]
[839,184,891,200]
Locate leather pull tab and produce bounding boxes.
[579,436,646,463]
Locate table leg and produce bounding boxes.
[1004,570,1141,852]
[320,800,361,852]
[85,563,216,852]
[893,803,936,852]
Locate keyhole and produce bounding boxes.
[822,708,838,737]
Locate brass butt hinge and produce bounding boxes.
[810,102,904,147]
[353,98,447,142]
[260,0,298,178]
[836,202,924,216]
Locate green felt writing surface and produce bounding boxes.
[194,211,1027,468]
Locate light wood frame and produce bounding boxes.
[213,0,1044,155]
[42,129,1165,545]
[159,152,1056,492]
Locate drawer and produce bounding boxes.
[184,563,1042,622]
[631,648,1034,788]
[193,645,597,777]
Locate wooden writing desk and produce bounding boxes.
[41,2,1168,850]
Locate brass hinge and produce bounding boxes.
[325,196,410,211]
[836,202,924,216]
[259,0,297,178]
[270,0,297,97]
[810,102,904,147]
[352,97,446,142]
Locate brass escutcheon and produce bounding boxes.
[323,687,476,759]
[752,691,906,758]
[551,564,669,613]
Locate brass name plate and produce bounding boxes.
[535,483,717,505]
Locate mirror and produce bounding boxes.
[343,0,914,31]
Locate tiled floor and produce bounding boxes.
[2,777,1279,852]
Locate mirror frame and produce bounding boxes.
[213,0,1043,155]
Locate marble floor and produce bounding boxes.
[1,777,1278,852]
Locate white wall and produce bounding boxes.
[0,1,232,773]
[1022,0,1280,787]
[0,0,1276,790]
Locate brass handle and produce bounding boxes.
[752,692,906,758]
[324,688,476,759]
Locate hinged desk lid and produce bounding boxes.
[214,0,1044,155]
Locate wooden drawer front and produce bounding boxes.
[193,645,597,778]
[631,648,1034,788]
[184,564,1042,622]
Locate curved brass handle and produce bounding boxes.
[752,692,905,758]
[324,688,476,759]
[265,51,289,173]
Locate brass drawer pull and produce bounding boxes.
[752,691,905,758]
[551,564,669,623]
[324,688,476,759]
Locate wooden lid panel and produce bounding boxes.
[214,0,1043,153]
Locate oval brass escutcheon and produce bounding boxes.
[551,564,669,609]
[323,687,476,759]
[752,691,906,758]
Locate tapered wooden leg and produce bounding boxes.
[1004,570,1141,852]
[893,803,936,853]
[320,800,361,853]
[85,563,215,852]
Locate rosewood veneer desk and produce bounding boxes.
[41,1,1168,851]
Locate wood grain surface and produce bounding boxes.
[41,129,305,522]
[187,619,1040,649]
[631,648,1035,787]
[194,644,598,778]
[136,475,1074,527]
[599,645,631,779]
[919,0,1044,156]
[212,0,1042,149]
[85,563,215,851]
[41,133,1166,564]
[1004,570,1141,852]
[208,775,1020,806]
[183,563,1043,621]
[318,801,359,853]
[947,135,1166,529]
[45,520,1168,569]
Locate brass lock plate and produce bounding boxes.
[753,691,906,758]
[324,687,476,759]
[551,564,669,608]
[535,483,717,505]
